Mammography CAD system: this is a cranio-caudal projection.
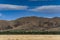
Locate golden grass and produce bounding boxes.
[0,35,60,40]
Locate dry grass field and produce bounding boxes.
[0,35,60,40]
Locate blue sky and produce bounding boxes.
[0,0,60,20]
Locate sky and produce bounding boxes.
[0,0,60,20]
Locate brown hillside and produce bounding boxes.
[0,16,60,31]
[0,20,13,30]
[11,16,60,31]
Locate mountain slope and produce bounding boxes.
[0,16,60,31]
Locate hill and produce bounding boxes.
[0,16,60,31]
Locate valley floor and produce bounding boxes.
[0,35,60,40]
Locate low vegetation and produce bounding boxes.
[0,31,60,34]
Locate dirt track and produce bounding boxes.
[0,35,60,40]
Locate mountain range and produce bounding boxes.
[0,16,60,31]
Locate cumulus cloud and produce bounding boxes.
[29,5,60,13]
[0,4,28,10]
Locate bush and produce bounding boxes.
[0,31,60,34]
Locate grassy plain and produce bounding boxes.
[0,35,60,40]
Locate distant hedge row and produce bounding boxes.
[0,31,60,34]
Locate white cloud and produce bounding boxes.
[0,4,28,10]
[30,5,60,13]
[0,13,2,16]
